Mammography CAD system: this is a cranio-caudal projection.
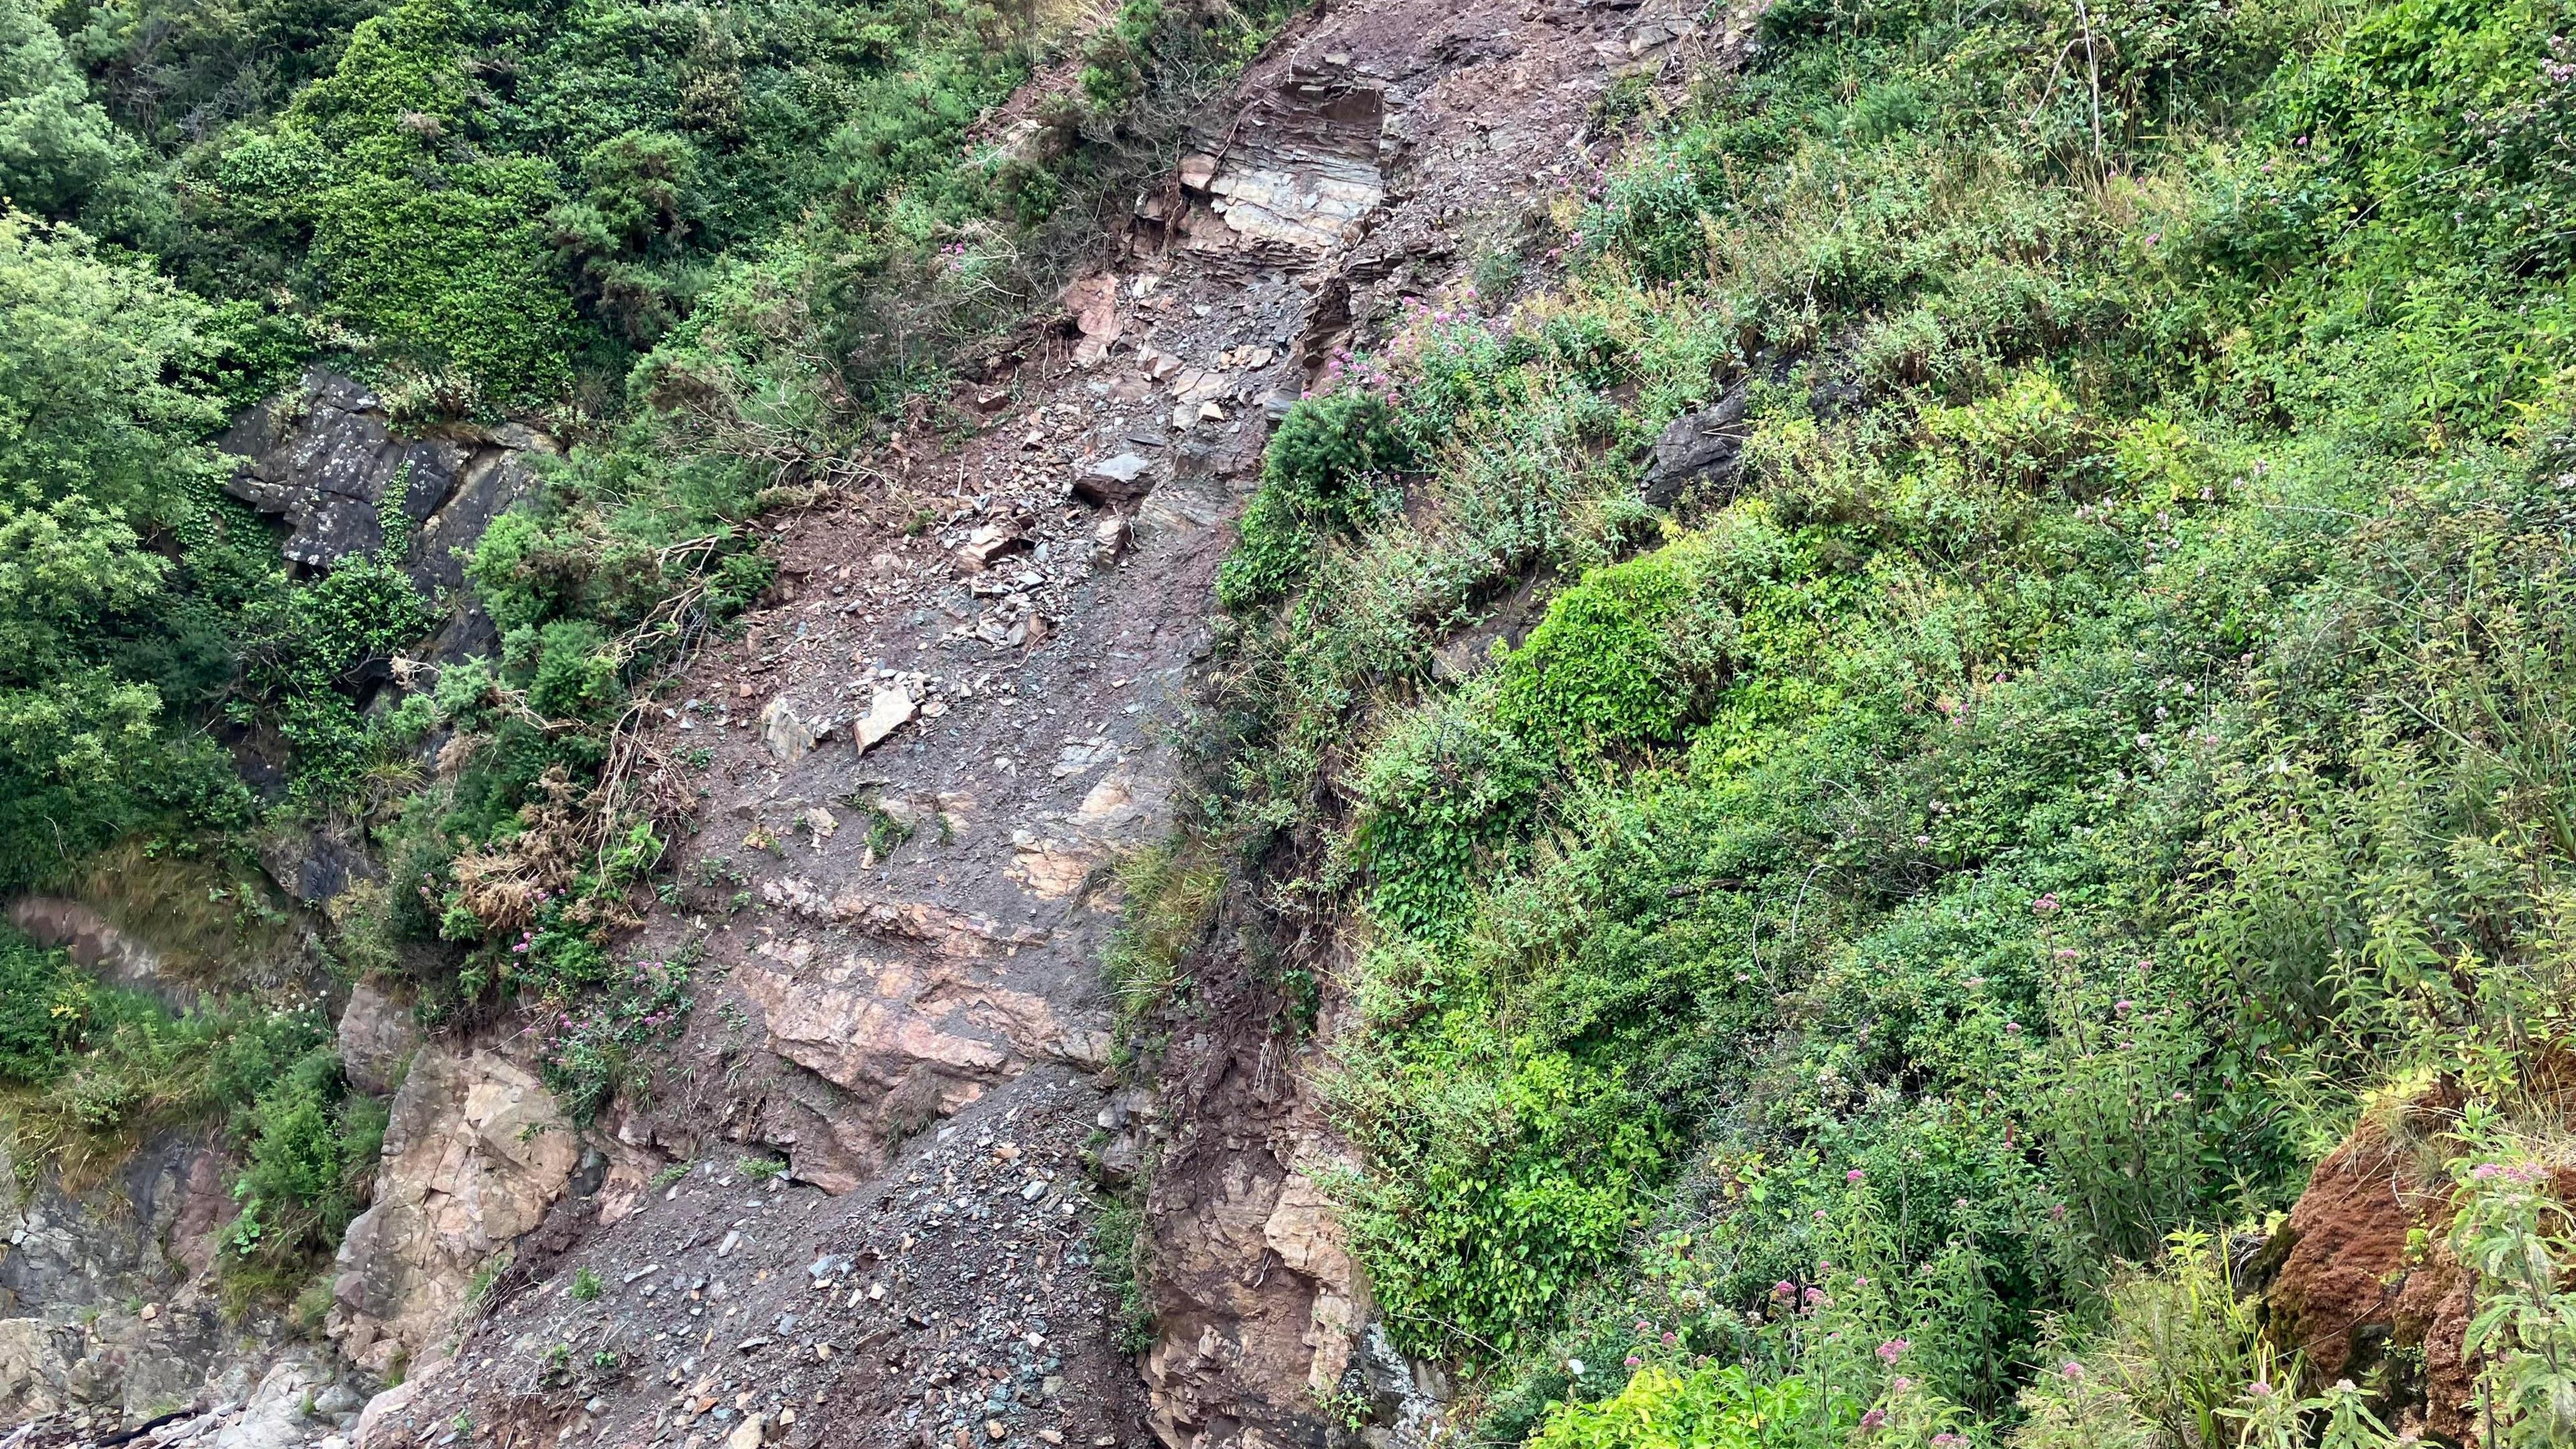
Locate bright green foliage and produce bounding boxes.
[0,0,121,214]
[219,1044,386,1283]
[1350,688,1547,938]
[1218,390,1415,610]
[0,209,254,887]
[1185,0,2576,1438]
[1492,543,1737,747]
[1531,1366,1816,1449]
[239,549,441,802]
[0,931,80,1082]
[1344,1040,1669,1354]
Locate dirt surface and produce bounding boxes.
[345,0,1770,1445]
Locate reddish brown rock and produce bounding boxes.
[2265,1108,2479,1441]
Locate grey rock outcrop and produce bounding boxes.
[1642,386,1751,508]
[0,1131,299,1422]
[335,979,423,1099]
[254,822,381,910]
[221,370,549,594]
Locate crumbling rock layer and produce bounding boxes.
[1130,3,1762,1447]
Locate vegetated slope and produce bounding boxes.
[1169,0,2576,1441]
[0,0,1281,1337]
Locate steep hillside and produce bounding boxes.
[3,0,2574,1444]
[1149,0,2576,1442]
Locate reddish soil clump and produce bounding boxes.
[2264,1108,2477,1442]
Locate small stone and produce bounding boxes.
[724,1414,766,1449]
[856,687,918,753]
[799,807,837,845]
[985,1421,1007,1442]
[1073,453,1155,508]
[955,524,1032,572]
[759,700,815,765]
[1038,1433,1063,1446]
[1091,516,1130,562]
[716,1230,742,1258]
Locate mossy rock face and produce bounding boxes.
[221,369,549,601]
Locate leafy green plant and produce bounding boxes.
[2449,1106,2576,1443]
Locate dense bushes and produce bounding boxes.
[1183,0,2576,1440]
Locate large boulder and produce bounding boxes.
[221,368,553,663]
[335,978,423,1098]
[1640,386,1750,508]
[2263,1105,2479,1441]
[327,1045,582,1375]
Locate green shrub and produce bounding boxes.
[1180,0,2576,1440]
[217,1044,388,1291]
[0,930,76,1083]
[1350,688,1548,939]
[1218,390,1415,610]
[1529,1365,1820,1449]
[1492,544,1738,749]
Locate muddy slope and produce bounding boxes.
[338,1,1752,1447]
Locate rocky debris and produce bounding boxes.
[329,1046,598,1377]
[7,1356,375,1449]
[955,525,1034,573]
[219,368,547,612]
[335,979,424,1098]
[351,1069,1149,1449]
[288,0,1731,1442]
[1089,517,1131,564]
[1063,276,1124,366]
[761,700,822,765]
[855,688,919,753]
[1640,385,1750,507]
